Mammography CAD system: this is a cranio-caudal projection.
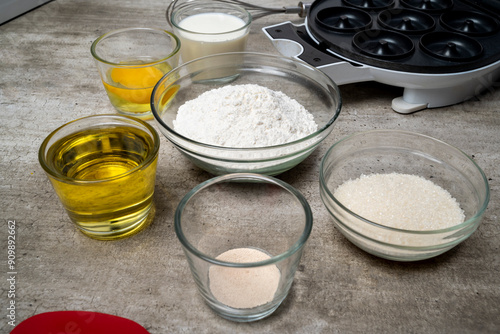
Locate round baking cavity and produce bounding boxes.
[420,32,483,61]
[342,0,395,10]
[440,11,500,36]
[315,7,373,32]
[378,9,436,34]
[353,29,415,59]
[401,0,453,13]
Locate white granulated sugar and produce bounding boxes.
[173,84,318,147]
[209,247,280,309]
[334,173,465,230]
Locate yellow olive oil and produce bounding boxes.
[45,125,158,239]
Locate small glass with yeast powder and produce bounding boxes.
[175,173,312,322]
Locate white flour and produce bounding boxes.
[173,84,318,148]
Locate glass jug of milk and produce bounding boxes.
[170,1,251,63]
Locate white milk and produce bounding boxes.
[176,12,249,63]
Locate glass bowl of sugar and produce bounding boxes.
[151,52,342,176]
[319,130,490,262]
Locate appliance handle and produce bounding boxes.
[263,22,374,85]
[263,22,344,66]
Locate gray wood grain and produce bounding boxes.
[1,0,499,333]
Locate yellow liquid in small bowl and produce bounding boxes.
[103,61,171,117]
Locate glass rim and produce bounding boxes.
[170,2,252,36]
[90,27,181,67]
[174,173,313,267]
[319,129,490,235]
[38,114,160,184]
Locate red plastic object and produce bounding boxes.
[11,311,150,334]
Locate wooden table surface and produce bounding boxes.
[1,0,499,332]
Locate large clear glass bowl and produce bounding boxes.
[151,52,341,175]
[319,130,490,261]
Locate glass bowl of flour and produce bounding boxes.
[151,52,341,175]
[319,130,490,261]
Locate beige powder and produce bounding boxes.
[209,247,281,309]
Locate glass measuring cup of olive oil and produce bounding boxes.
[91,27,180,120]
[39,115,160,240]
